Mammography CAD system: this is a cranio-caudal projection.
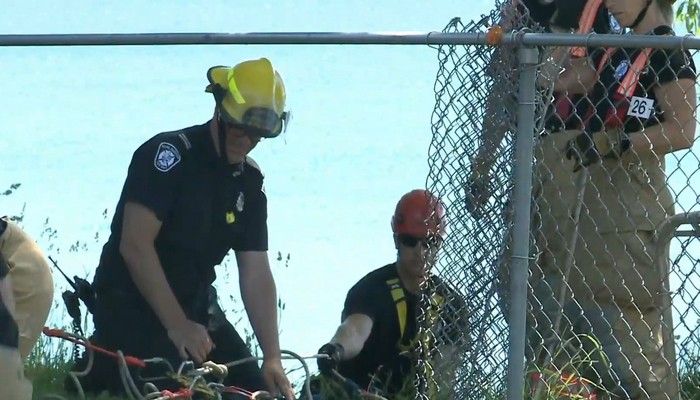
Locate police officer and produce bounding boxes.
[534,0,695,397]
[314,190,469,399]
[72,58,295,399]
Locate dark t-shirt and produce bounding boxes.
[336,263,469,396]
[586,25,697,133]
[0,254,18,349]
[92,122,268,312]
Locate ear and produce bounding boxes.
[393,234,399,250]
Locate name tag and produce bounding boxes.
[627,96,654,119]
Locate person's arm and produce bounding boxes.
[118,139,189,330]
[231,159,294,397]
[552,54,598,95]
[120,202,188,331]
[232,158,282,360]
[236,250,281,360]
[328,280,382,360]
[627,78,697,157]
[317,283,378,378]
[328,314,374,360]
[116,137,213,362]
[236,251,295,400]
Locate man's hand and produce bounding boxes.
[166,320,214,364]
[565,129,631,171]
[317,342,345,376]
[261,358,295,399]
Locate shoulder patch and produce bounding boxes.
[153,142,181,172]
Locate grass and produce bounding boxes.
[26,332,122,400]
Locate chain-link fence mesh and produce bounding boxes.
[419,1,700,399]
[417,1,550,398]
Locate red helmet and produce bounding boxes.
[391,189,447,239]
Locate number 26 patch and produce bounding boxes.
[627,96,654,119]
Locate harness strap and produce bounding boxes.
[584,46,652,129]
[570,0,605,58]
[596,47,652,98]
[386,278,407,340]
[386,277,451,398]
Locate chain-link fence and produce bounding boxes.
[422,1,700,399]
[4,2,700,400]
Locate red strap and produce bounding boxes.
[42,327,147,368]
[570,0,605,57]
[555,94,574,119]
[590,46,652,128]
[596,47,652,98]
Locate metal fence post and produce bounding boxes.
[506,44,539,400]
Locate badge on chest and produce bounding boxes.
[225,192,245,225]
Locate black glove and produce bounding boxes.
[465,165,492,220]
[317,342,345,376]
[565,130,631,171]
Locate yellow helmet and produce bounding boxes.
[205,58,289,138]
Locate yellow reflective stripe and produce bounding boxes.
[386,278,407,340]
[226,68,247,104]
[386,277,449,397]
[423,292,445,397]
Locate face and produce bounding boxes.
[220,120,263,164]
[604,0,648,27]
[395,233,442,278]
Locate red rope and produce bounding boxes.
[220,385,255,397]
[159,388,195,399]
[42,327,147,368]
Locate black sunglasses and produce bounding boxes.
[397,234,443,248]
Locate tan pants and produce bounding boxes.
[0,345,33,400]
[0,218,54,361]
[528,129,678,399]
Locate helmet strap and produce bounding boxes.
[216,111,229,165]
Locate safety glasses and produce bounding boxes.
[397,234,443,249]
[223,107,290,139]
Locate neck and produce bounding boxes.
[209,119,244,165]
[395,261,425,294]
[631,5,667,34]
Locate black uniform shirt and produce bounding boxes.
[587,25,697,134]
[92,122,268,306]
[336,263,469,396]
